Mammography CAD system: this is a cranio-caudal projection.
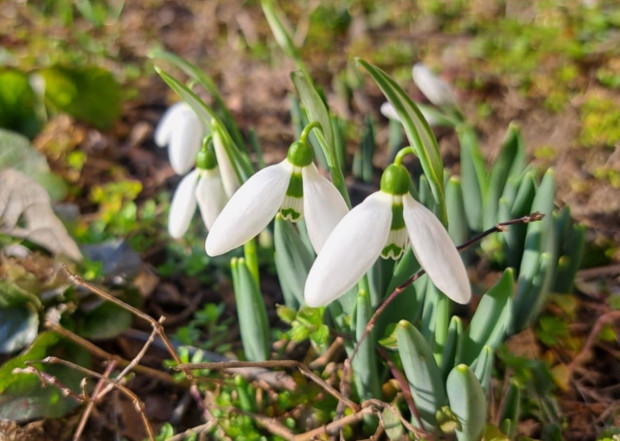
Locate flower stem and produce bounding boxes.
[393,146,415,166]
[300,121,322,145]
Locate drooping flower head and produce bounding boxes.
[155,102,206,175]
[305,153,471,307]
[205,135,348,256]
[168,142,228,239]
[412,62,457,108]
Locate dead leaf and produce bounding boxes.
[0,169,82,261]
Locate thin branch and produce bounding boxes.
[73,361,117,441]
[568,309,620,375]
[293,406,375,441]
[46,321,179,386]
[31,356,155,441]
[62,267,190,379]
[177,360,359,412]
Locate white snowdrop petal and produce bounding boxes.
[402,194,471,304]
[213,129,241,197]
[304,192,392,307]
[412,63,456,108]
[205,161,291,256]
[154,102,187,147]
[302,164,349,253]
[168,169,199,239]
[380,102,401,122]
[168,109,204,175]
[195,168,228,231]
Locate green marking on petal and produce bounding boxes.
[391,203,405,230]
[382,243,406,259]
[382,227,408,259]
[286,172,303,198]
[280,207,302,221]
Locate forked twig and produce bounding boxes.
[62,266,192,379]
[73,361,117,441]
[29,357,155,441]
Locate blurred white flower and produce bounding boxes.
[155,102,206,175]
[205,146,348,256]
[380,101,441,126]
[412,62,456,108]
[304,166,470,307]
[168,167,228,239]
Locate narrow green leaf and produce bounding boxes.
[499,381,521,438]
[397,320,446,429]
[446,176,469,246]
[290,71,334,161]
[512,169,557,331]
[460,269,514,365]
[483,124,526,229]
[382,406,405,440]
[447,364,487,441]
[503,169,537,269]
[352,291,381,400]
[440,316,463,379]
[357,58,446,223]
[470,346,494,393]
[352,116,375,183]
[274,215,314,308]
[457,125,488,232]
[552,208,585,293]
[261,0,305,72]
[231,258,270,361]
[150,49,245,148]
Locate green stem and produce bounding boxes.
[300,121,322,145]
[243,239,259,286]
[394,146,415,167]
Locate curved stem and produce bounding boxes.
[394,146,415,166]
[300,121,322,145]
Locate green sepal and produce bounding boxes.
[446,364,487,441]
[460,269,514,365]
[231,258,270,361]
[274,214,314,308]
[357,58,446,224]
[396,320,446,429]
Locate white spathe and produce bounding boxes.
[304,191,471,307]
[213,128,241,197]
[155,102,205,175]
[412,63,457,108]
[205,160,348,256]
[168,168,227,238]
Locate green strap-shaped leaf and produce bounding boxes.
[274,215,314,308]
[446,364,487,441]
[470,346,494,394]
[440,315,463,379]
[150,49,244,148]
[155,67,253,179]
[351,290,381,400]
[552,207,585,294]
[499,381,521,438]
[396,320,446,429]
[261,0,305,73]
[483,123,525,229]
[460,269,514,365]
[512,169,557,331]
[445,176,469,246]
[231,258,270,361]
[357,58,447,224]
[457,124,488,232]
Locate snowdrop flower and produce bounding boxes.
[412,62,457,108]
[205,139,348,256]
[380,101,441,127]
[305,160,471,307]
[168,149,228,238]
[155,101,206,175]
